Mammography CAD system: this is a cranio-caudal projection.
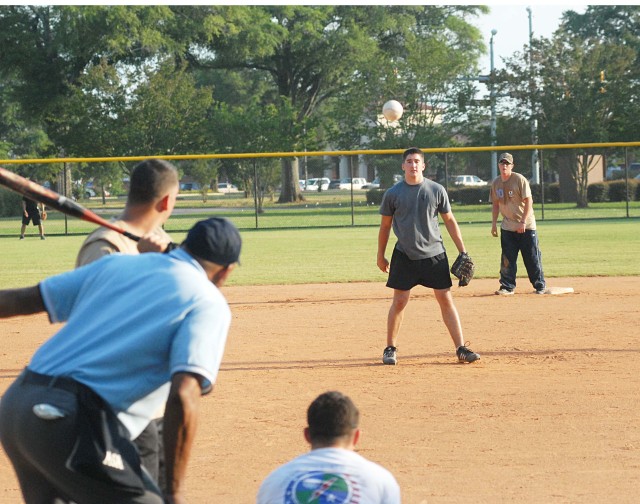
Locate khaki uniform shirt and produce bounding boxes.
[75,220,172,267]
[490,172,536,232]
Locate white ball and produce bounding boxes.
[382,100,403,121]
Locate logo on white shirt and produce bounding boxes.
[285,471,357,503]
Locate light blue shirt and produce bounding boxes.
[33,248,231,438]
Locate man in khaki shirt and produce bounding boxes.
[490,152,546,295]
[76,159,178,266]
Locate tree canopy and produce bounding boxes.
[0,5,637,204]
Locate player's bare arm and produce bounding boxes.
[518,196,533,233]
[163,372,202,504]
[377,215,393,273]
[441,212,466,254]
[0,286,45,318]
[491,201,500,237]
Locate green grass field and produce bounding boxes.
[1,218,638,289]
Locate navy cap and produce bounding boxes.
[184,217,241,266]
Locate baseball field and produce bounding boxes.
[1,223,639,502]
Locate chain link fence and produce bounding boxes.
[1,145,639,238]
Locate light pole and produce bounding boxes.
[490,29,498,180]
[527,7,540,184]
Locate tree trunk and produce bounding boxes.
[575,154,591,208]
[558,150,577,204]
[277,157,303,203]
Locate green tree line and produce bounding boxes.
[0,5,638,204]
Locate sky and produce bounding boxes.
[474,4,589,74]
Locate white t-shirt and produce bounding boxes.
[257,447,401,504]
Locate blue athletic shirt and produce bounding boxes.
[33,248,231,438]
[379,179,451,260]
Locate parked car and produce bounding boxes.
[328,179,342,190]
[217,182,239,193]
[606,166,624,180]
[84,187,111,198]
[453,175,488,187]
[338,177,368,190]
[180,182,201,191]
[363,174,403,189]
[363,178,380,189]
[303,177,330,191]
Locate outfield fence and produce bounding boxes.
[1,142,639,237]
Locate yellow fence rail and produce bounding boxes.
[2,141,640,165]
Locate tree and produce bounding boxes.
[116,63,214,157]
[498,6,640,206]
[182,159,219,203]
[179,5,487,202]
[213,101,294,212]
[0,6,180,141]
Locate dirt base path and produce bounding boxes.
[1,277,638,503]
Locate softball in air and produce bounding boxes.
[382,100,403,121]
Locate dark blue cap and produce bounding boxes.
[184,217,241,266]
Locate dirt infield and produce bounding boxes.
[1,277,639,503]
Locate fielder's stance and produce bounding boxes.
[20,192,47,240]
[377,147,480,365]
[490,152,546,295]
[0,217,241,504]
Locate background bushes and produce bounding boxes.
[366,180,639,207]
[0,189,22,217]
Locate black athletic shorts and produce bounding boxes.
[386,247,453,291]
[22,210,42,226]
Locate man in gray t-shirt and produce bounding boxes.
[377,147,480,365]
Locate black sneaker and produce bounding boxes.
[382,346,397,365]
[457,345,480,363]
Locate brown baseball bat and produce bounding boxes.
[0,166,140,242]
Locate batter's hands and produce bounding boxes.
[377,255,390,273]
[137,233,172,253]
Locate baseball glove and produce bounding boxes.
[450,252,475,287]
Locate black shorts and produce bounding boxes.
[386,247,453,291]
[22,210,42,226]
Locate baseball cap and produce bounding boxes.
[499,153,513,164]
[184,217,242,266]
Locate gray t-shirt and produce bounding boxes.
[380,179,451,260]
